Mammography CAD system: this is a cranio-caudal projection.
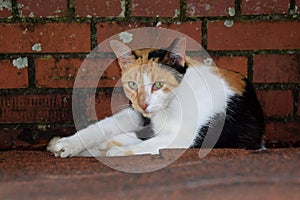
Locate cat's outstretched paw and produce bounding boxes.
[47,137,80,158]
[106,146,134,157]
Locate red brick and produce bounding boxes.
[131,0,180,17]
[212,56,248,76]
[18,0,68,17]
[253,54,300,83]
[0,59,28,88]
[241,0,289,15]
[86,92,128,120]
[0,23,90,53]
[186,0,235,17]
[75,0,123,17]
[257,90,294,117]
[35,57,82,88]
[207,21,300,50]
[36,56,121,88]
[97,22,201,52]
[79,58,121,88]
[163,22,202,49]
[0,94,73,123]
[265,121,300,143]
[0,0,12,18]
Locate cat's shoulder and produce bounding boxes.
[185,56,247,96]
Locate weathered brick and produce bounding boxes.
[86,92,128,121]
[75,0,123,17]
[207,21,300,50]
[265,121,300,143]
[79,57,121,88]
[0,94,73,123]
[0,59,28,88]
[186,0,235,17]
[241,0,289,15]
[253,54,300,83]
[18,0,68,17]
[35,57,82,88]
[257,90,294,117]
[97,22,201,52]
[162,22,202,48]
[0,23,90,53]
[36,56,121,88]
[212,56,248,76]
[0,0,12,18]
[131,0,180,17]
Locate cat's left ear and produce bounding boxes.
[166,37,186,67]
[110,40,135,70]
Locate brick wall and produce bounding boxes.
[0,0,299,149]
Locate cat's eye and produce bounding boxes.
[128,81,138,90]
[152,82,164,91]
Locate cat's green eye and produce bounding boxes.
[152,82,164,91]
[128,81,138,90]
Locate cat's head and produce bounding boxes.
[110,38,187,117]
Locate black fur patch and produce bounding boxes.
[135,115,154,141]
[191,79,265,150]
[148,49,188,75]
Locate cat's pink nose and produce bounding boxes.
[140,103,148,111]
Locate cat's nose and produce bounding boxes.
[140,103,149,111]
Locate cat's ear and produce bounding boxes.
[110,40,135,70]
[166,37,186,67]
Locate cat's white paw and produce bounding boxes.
[47,137,80,158]
[106,146,134,157]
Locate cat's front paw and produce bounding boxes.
[106,146,134,157]
[47,137,80,158]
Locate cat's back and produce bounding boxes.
[184,56,264,149]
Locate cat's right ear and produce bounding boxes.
[110,40,135,70]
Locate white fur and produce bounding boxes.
[48,63,235,157]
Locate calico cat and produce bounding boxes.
[47,38,264,157]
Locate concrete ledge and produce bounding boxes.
[0,148,299,199]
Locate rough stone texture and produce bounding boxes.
[0,149,299,199]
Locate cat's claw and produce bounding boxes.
[47,137,79,158]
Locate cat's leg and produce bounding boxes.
[77,132,143,157]
[106,133,176,156]
[47,108,144,158]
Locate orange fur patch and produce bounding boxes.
[105,140,123,149]
[212,67,246,96]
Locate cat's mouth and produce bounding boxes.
[142,111,152,118]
